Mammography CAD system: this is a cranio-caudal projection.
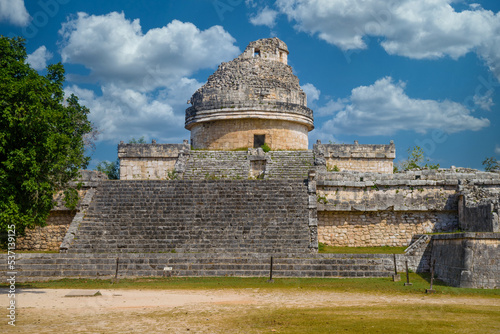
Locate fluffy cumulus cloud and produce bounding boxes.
[275,0,500,79]
[318,77,490,136]
[26,46,53,70]
[59,12,239,90]
[58,12,239,142]
[0,0,30,26]
[250,6,279,28]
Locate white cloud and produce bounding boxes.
[65,78,201,143]
[0,0,30,26]
[301,83,320,104]
[59,12,240,143]
[26,46,53,71]
[250,6,279,28]
[59,12,240,90]
[275,0,500,79]
[473,90,494,111]
[316,98,347,117]
[495,145,500,155]
[318,77,490,136]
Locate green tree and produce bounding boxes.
[0,36,94,234]
[395,146,440,172]
[96,159,120,180]
[128,136,147,144]
[482,157,499,172]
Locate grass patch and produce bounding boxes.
[222,304,500,333]
[4,275,499,298]
[0,250,59,254]
[318,244,406,254]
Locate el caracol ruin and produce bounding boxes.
[3,38,499,289]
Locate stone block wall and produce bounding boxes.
[318,211,457,247]
[118,142,189,180]
[16,211,75,251]
[314,141,395,174]
[190,118,309,150]
[431,233,500,289]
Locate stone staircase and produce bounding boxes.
[183,151,249,180]
[182,150,315,180]
[265,151,314,179]
[68,180,311,254]
[0,252,395,282]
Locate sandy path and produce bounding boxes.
[1,288,499,333]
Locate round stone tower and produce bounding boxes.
[185,37,314,150]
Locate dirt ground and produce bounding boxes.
[1,288,499,333]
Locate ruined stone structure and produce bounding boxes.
[314,141,396,174]
[3,38,498,289]
[185,37,313,150]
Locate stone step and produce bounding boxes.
[0,253,394,282]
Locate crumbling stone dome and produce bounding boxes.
[185,37,314,150]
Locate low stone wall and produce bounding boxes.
[16,211,75,251]
[318,211,457,247]
[118,142,190,180]
[314,141,395,174]
[431,233,500,289]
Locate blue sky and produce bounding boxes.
[1,0,499,170]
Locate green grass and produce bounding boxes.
[221,304,500,334]
[318,244,407,254]
[4,274,498,298]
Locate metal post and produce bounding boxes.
[392,254,400,282]
[426,259,436,293]
[404,260,412,286]
[113,257,119,283]
[268,256,274,283]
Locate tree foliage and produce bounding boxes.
[96,159,120,180]
[0,36,94,234]
[482,157,499,172]
[128,136,147,144]
[395,146,440,172]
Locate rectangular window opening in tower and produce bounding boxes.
[254,134,265,148]
[254,49,260,57]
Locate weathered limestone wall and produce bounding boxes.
[190,119,309,150]
[315,170,500,247]
[16,211,75,251]
[314,141,395,174]
[458,180,500,232]
[318,211,457,247]
[431,233,500,289]
[118,142,190,180]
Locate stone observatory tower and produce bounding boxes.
[185,37,314,150]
